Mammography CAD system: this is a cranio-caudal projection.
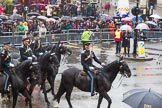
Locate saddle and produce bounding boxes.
[81,70,98,76]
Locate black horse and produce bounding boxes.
[0,60,40,108]
[28,52,60,106]
[44,42,72,63]
[53,57,131,108]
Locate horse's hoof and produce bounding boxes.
[53,100,59,108]
[2,97,7,104]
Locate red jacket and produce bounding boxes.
[114,30,122,42]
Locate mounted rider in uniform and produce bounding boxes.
[19,37,35,62]
[81,42,104,96]
[30,33,44,58]
[0,42,14,93]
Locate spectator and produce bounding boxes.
[122,30,131,57]
[17,22,25,35]
[114,29,122,54]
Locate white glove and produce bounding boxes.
[9,63,14,67]
[28,57,33,60]
[89,66,94,70]
[101,63,105,66]
[39,52,43,55]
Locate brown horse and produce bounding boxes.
[53,57,131,108]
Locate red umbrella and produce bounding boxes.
[122,17,132,22]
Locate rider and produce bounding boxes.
[19,37,34,62]
[0,42,14,93]
[30,33,44,58]
[81,42,104,96]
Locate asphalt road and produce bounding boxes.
[1,41,162,108]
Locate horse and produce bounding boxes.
[0,60,41,108]
[53,57,131,108]
[44,42,72,63]
[41,42,72,92]
[27,52,60,106]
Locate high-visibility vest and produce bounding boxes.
[81,31,90,42]
[115,31,121,39]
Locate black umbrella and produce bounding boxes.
[2,20,15,25]
[72,17,84,21]
[123,88,162,108]
[10,14,23,20]
[0,15,8,20]
[27,12,41,17]
[61,16,72,21]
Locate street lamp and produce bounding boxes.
[133,0,140,57]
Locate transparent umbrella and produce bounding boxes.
[150,14,161,19]
[10,14,23,20]
[120,24,132,31]
[135,23,149,30]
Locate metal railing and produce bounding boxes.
[0,30,162,46]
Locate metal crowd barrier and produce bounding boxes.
[0,30,162,46]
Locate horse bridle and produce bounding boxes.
[119,60,129,78]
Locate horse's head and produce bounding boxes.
[53,42,72,56]
[49,53,60,69]
[28,62,41,83]
[17,60,41,83]
[118,57,131,78]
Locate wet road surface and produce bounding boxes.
[1,41,162,108]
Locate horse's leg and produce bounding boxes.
[97,94,103,108]
[53,81,66,108]
[12,92,18,108]
[102,92,112,108]
[21,89,32,108]
[42,81,50,106]
[47,75,55,96]
[65,87,73,108]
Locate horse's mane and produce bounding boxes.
[103,60,119,72]
[15,60,32,70]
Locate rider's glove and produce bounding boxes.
[101,63,105,66]
[28,57,33,60]
[9,63,14,67]
[89,66,94,70]
[39,52,43,56]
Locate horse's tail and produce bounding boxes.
[54,77,66,102]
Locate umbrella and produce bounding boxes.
[72,17,84,21]
[61,16,72,21]
[53,16,60,20]
[122,17,132,22]
[14,3,22,7]
[120,24,132,31]
[123,88,162,108]
[27,12,41,17]
[135,23,149,30]
[132,16,143,23]
[46,18,56,22]
[37,15,48,20]
[150,14,161,19]
[101,14,112,21]
[10,14,23,20]
[145,21,158,26]
[0,15,8,20]
[2,20,15,25]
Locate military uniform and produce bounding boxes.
[0,42,13,92]
[30,33,44,58]
[19,45,33,62]
[81,42,101,96]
